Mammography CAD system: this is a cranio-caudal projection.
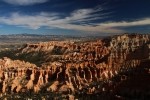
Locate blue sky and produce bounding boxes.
[0,0,150,35]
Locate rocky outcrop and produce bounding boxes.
[0,34,149,99]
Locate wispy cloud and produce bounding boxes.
[0,7,150,34]
[0,7,112,32]
[2,0,48,6]
[99,18,150,27]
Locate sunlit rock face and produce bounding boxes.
[0,34,149,98]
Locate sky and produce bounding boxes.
[0,0,150,35]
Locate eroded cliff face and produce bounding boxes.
[0,34,149,99]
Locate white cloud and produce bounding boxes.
[99,18,150,27]
[0,8,112,32]
[0,7,150,34]
[2,0,48,5]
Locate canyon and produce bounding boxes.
[0,33,149,99]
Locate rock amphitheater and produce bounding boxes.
[0,34,150,99]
